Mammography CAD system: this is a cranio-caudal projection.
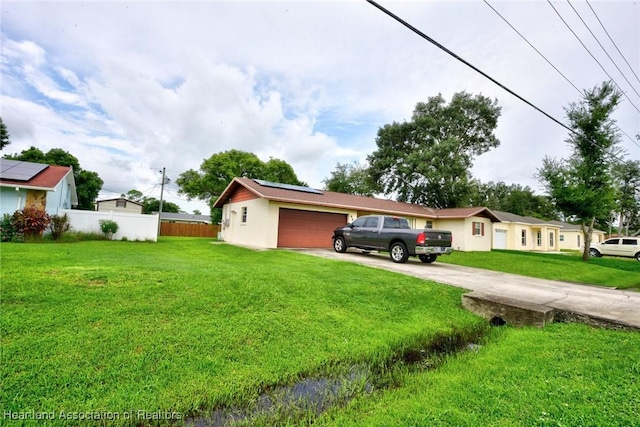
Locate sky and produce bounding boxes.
[1,0,638,214]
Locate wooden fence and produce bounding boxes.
[160,222,221,238]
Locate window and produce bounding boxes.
[603,239,620,245]
[384,217,410,229]
[622,238,639,245]
[521,230,527,246]
[116,200,126,208]
[241,206,248,223]
[577,235,580,247]
[536,231,542,246]
[363,217,379,228]
[425,220,433,229]
[472,221,484,236]
[559,235,565,242]
[351,217,367,228]
[549,232,554,247]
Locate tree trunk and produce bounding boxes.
[581,217,596,261]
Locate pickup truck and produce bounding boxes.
[332,215,453,264]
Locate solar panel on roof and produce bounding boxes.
[254,179,323,195]
[0,159,48,181]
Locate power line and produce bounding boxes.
[483,0,639,149]
[585,0,640,84]
[483,1,581,94]
[365,0,635,158]
[566,0,640,99]
[546,0,640,114]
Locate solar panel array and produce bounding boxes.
[254,179,323,195]
[0,159,48,181]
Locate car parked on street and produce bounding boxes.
[589,237,640,261]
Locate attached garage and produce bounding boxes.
[277,208,347,248]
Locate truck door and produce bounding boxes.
[361,216,380,248]
[347,217,368,246]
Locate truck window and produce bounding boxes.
[351,217,367,228]
[364,217,379,228]
[383,217,410,229]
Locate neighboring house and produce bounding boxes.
[0,159,78,216]
[548,220,606,251]
[492,211,562,252]
[491,211,605,252]
[154,212,212,224]
[213,177,499,250]
[95,197,144,214]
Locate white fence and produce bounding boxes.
[59,209,159,242]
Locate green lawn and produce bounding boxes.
[1,238,482,425]
[440,249,640,290]
[1,238,638,426]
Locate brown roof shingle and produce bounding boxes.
[214,177,499,220]
[0,165,72,190]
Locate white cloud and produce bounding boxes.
[1,0,638,214]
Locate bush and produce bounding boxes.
[98,219,119,240]
[12,206,51,238]
[49,213,71,241]
[1,213,23,242]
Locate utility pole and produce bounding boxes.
[157,167,167,237]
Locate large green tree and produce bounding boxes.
[537,82,622,261]
[4,147,103,210]
[468,181,558,219]
[322,161,375,196]
[0,116,11,150]
[176,150,304,220]
[367,92,501,208]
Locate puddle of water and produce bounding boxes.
[185,331,485,426]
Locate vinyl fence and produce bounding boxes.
[59,209,159,242]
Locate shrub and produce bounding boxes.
[1,213,23,242]
[49,213,71,241]
[98,219,119,240]
[12,206,51,238]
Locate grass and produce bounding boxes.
[440,249,640,290]
[1,238,482,425]
[1,238,638,426]
[318,323,640,426]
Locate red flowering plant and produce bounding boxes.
[12,206,51,238]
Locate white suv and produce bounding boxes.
[589,237,640,261]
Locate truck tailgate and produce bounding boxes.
[424,230,452,247]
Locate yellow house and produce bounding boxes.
[548,220,606,251]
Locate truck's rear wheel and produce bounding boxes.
[389,242,409,263]
[333,236,347,253]
[418,254,437,264]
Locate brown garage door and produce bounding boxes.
[277,208,348,248]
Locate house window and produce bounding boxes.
[425,220,433,229]
[472,221,484,236]
[241,206,248,223]
[537,231,542,246]
[577,235,581,247]
[521,230,527,246]
[559,235,565,242]
[116,200,126,208]
[549,232,554,247]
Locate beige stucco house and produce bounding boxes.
[95,197,144,214]
[548,220,606,251]
[213,177,499,251]
[492,211,605,252]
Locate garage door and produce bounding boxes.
[494,229,508,250]
[277,209,348,248]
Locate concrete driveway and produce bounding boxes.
[293,248,640,329]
